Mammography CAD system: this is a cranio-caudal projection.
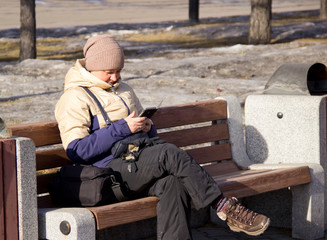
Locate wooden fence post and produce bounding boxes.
[248,0,272,44]
[0,139,19,240]
[189,0,199,23]
[321,0,327,19]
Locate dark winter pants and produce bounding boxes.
[106,143,222,240]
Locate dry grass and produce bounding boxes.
[125,31,200,44]
[0,40,20,61]
[0,37,83,61]
[124,31,247,48]
[37,37,83,60]
[272,13,320,26]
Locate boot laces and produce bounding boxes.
[226,199,258,225]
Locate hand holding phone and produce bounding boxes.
[138,107,158,118]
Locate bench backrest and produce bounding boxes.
[8,99,238,207]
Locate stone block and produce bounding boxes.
[15,137,38,240]
[38,208,96,240]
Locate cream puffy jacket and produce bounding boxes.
[55,59,143,149]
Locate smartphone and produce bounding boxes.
[138,107,158,118]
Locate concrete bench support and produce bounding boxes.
[38,208,96,240]
[244,95,327,239]
[291,164,324,239]
[15,137,38,239]
[15,137,97,240]
[214,96,325,239]
[250,163,325,240]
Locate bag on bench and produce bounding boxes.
[49,165,128,206]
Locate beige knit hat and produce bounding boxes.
[83,35,124,71]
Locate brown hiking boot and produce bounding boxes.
[218,197,270,236]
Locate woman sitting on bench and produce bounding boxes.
[55,35,270,240]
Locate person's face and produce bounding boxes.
[91,69,122,85]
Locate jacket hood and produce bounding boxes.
[64,59,120,91]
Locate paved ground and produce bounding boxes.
[139,217,325,240]
[193,224,298,240]
[1,0,319,30]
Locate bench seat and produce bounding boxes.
[87,165,310,230]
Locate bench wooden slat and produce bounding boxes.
[152,99,227,129]
[202,161,240,176]
[9,121,60,147]
[88,166,311,230]
[216,166,312,198]
[213,167,310,183]
[158,123,229,147]
[33,126,231,170]
[88,197,158,229]
[186,143,232,164]
[211,168,272,180]
[36,148,71,170]
[0,139,19,239]
[34,142,232,171]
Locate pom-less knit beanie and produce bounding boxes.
[83,35,124,71]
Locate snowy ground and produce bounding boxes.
[0,9,326,126]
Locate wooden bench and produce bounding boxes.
[8,98,314,239]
